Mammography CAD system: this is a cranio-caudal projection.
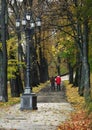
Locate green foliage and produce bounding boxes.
[74,0,92,21]
[82,0,92,19]
[85,96,92,113]
[8,60,25,80]
[7,37,25,80]
[0,42,2,49]
[8,60,18,80]
[87,101,92,113]
[59,36,77,67]
[89,34,92,72]
[61,63,68,74]
[7,37,18,80]
[7,37,18,59]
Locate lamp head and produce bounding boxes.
[36,17,41,27]
[22,18,26,26]
[16,19,20,28]
[26,13,31,21]
[30,19,35,29]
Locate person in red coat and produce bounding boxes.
[55,75,61,91]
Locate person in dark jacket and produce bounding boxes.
[50,76,55,91]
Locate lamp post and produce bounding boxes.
[16,10,41,110]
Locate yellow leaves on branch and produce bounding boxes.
[51,43,63,57]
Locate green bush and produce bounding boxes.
[85,95,92,113]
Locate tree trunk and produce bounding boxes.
[74,53,81,87]
[74,68,79,87]
[0,51,3,101]
[57,56,61,76]
[10,77,20,97]
[78,19,90,98]
[78,63,85,96]
[1,0,8,102]
[68,62,73,84]
[39,50,49,83]
[82,19,90,99]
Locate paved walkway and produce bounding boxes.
[0,77,73,130]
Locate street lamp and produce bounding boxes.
[16,11,41,110]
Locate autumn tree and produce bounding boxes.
[42,0,92,100]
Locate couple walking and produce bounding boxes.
[50,75,61,91]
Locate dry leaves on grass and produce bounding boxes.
[58,110,92,130]
[65,82,85,110]
[58,81,92,130]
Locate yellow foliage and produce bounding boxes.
[32,81,49,93]
[7,37,18,58]
[64,81,85,110]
